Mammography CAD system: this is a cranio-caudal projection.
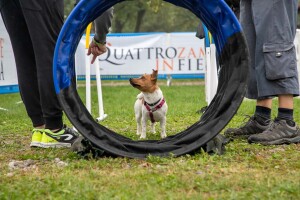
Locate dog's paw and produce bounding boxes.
[150,124,156,134]
[160,133,167,139]
[136,131,141,136]
[139,135,146,139]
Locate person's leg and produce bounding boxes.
[239,0,258,100]
[255,98,272,121]
[18,0,78,148]
[224,0,271,139]
[257,99,272,109]
[19,0,64,130]
[0,0,45,128]
[1,0,46,147]
[248,0,300,145]
[276,94,296,126]
[224,100,271,139]
[249,95,299,145]
[278,95,293,109]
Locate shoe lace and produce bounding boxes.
[265,119,281,132]
[64,126,80,136]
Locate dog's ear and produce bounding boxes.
[151,69,158,81]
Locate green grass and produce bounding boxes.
[0,80,299,200]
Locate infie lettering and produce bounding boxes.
[100,45,205,70]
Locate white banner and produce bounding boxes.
[75,32,206,78]
[0,15,18,94]
[2,13,300,96]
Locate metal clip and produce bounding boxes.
[275,52,282,57]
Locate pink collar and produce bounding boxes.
[144,98,165,123]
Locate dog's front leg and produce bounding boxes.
[150,122,156,134]
[140,116,147,139]
[160,116,167,139]
[136,115,142,136]
[136,121,142,136]
[135,99,142,136]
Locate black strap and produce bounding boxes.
[144,98,161,107]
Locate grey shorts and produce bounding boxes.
[240,0,299,99]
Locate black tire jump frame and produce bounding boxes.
[53,0,250,158]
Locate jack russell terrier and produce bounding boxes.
[129,70,168,139]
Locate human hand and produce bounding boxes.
[87,38,107,64]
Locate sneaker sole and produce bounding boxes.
[30,142,42,148]
[40,143,72,148]
[249,135,300,145]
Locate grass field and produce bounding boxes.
[0,80,299,199]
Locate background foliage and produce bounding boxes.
[64,0,200,33]
[64,0,300,32]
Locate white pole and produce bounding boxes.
[85,48,91,113]
[95,59,107,121]
[166,33,172,86]
[209,44,218,103]
[205,46,211,104]
[95,59,107,122]
[205,44,218,105]
[85,24,92,113]
[73,50,79,132]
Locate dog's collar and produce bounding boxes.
[144,98,165,123]
[144,98,161,107]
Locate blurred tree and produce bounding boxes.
[64,0,76,19]
[113,1,199,33]
[147,0,163,12]
[63,0,201,33]
[113,0,148,33]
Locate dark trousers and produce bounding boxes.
[1,0,64,129]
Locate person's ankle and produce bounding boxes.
[255,114,271,126]
[34,125,45,129]
[47,126,63,133]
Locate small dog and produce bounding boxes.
[129,70,168,139]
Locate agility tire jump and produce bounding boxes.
[53,0,249,158]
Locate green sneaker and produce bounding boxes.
[41,125,78,148]
[30,128,44,147]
